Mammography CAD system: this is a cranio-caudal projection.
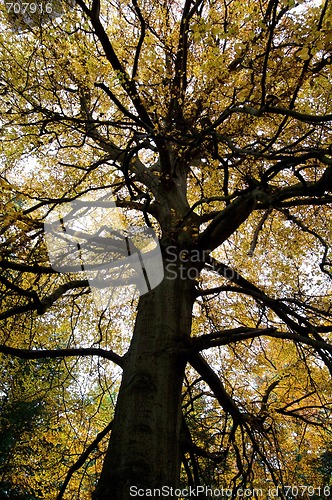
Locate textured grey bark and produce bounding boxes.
[93,262,196,499]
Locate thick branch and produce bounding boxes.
[131,0,146,80]
[196,190,258,252]
[189,328,332,355]
[75,0,153,130]
[234,104,332,124]
[0,279,89,320]
[189,353,243,422]
[0,344,124,366]
[205,257,332,335]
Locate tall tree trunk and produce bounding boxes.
[93,261,196,500]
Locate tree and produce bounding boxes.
[0,0,332,498]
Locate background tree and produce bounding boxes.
[0,0,332,498]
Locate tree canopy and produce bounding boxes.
[0,0,332,498]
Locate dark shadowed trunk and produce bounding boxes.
[93,259,196,499]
